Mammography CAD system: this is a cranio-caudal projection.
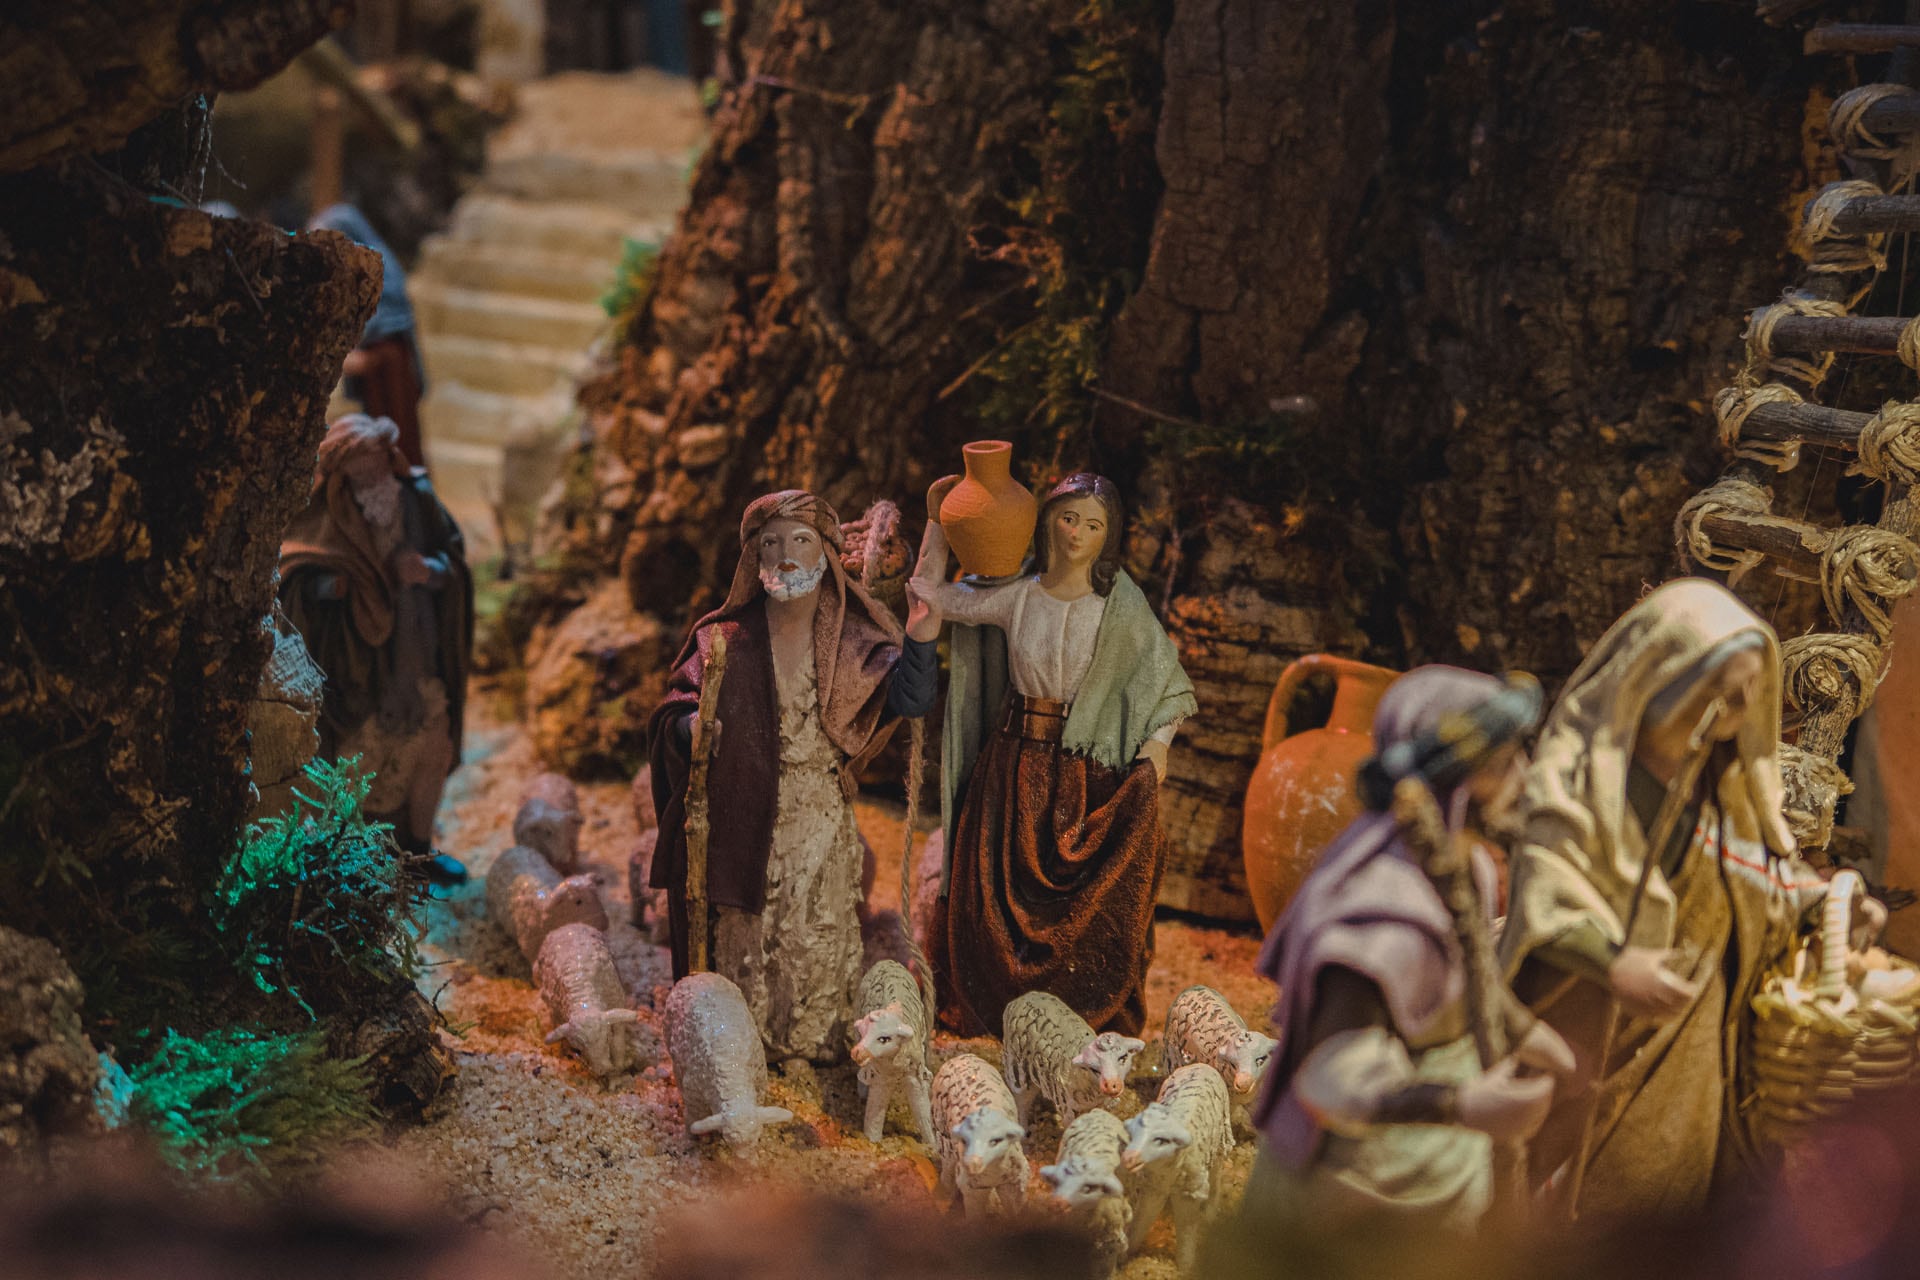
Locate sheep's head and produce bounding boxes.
[954,1108,1025,1179]
[850,1002,916,1068]
[1073,1032,1146,1098]
[1121,1105,1192,1172]
[1214,1029,1279,1097]
[1040,1158,1126,1209]
[546,1008,641,1078]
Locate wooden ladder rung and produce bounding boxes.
[1755,313,1910,358]
[1739,400,1874,452]
[1855,87,1920,137]
[1693,510,1829,579]
[1816,191,1920,234]
[1806,24,1920,55]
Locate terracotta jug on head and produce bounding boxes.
[1241,655,1399,932]
[939,441,1038,578]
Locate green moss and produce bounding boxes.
[128,1025,375,1182]
[216,757,425,1019]
[600,235,661,345]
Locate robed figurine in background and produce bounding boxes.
[278,414,473,883]
[649,491,934,1063]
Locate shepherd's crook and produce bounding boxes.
[684,631,729,973]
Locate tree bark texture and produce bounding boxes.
[560,0,1846,921]
[0,159,379,1003]
[0,0,351,176]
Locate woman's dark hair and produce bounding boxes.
[1030,472,1124,597]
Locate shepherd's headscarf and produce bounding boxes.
[1500,578,1793,973]
[281,414,412,647]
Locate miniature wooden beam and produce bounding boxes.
[1737,400,1873,451]
[1693,511,1827,579]
[1762,0,1839,25]
[1858,90,1920,137]
[1819,192,1920,234]
[1757,313,1909,358]
[1806,25,1920,55]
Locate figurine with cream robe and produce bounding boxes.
[1499,579,1885,1218]
[1248,666,1574,1233]
[906,468,1197,1036]
[649,491,935,1063]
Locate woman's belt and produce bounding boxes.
[1000,692,1069,743]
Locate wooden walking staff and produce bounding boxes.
[684,631,729,973]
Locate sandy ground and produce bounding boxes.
[385,688,1277,1279]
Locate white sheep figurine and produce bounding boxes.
[930,1053,1028,1219]
[1002,991,1145,1128]
[514,772,584,873]
[1122,1063,1233,1274]
[664,972,793,1152]
[486,844,608,962]
[1040,1109,1132,1278]
[1162,984,1277,1130]
[848,959,933,1144]
[535,923,642,1080]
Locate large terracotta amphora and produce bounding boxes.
[939,440,1038,577]
[1241,655,1399,932]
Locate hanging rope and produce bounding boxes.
[1818,524,1920,644]
[1745,297,1850,388]
[1831,85,1912,161]
[1781,632,1884,722]
[1676,477,1773,581]
[1848,400,1920,485]
[1714,384,1804,472]
[1803,180,1889,276]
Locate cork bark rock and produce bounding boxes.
[0,927,101,1158]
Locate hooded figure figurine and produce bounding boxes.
[1500,578,1880,1218]
[307,204,427,467]
[648,490,933,1063]
[278,414,473,883]
[1247,666,1574,1234]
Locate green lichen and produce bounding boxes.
[601,235,661,345]
[128,1025,375,1182]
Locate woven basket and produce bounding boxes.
[1746,871,1920,1153]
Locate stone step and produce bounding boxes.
[416,235,617,306]
[480,148,693,220]
[413,281,611,351]
[420,333,590,398]
[421,436,505,561]
[420,381,574,450]
[442,193,664,259]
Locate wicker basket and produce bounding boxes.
[1746,871,1920,1153]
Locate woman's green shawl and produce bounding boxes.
[939,569,1197,889]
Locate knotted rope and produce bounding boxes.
[1778,742,1856,851]
[1781,632,1884,722]
[1714,383,1804,471]
[1744,297,1850,389]
[1831,85,1912,161]
[1819,524,1920,644]
[1803,180,1889,276]
[1676,477,1773,582]
[1848,400,1920,485]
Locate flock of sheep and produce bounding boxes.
[478,771,1280,1275]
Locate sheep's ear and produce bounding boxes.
[1071,1043,1104,1069]
[757,1106,794,1124]
[1099,1175,1125,1198]
[689,1114,726,1135]
[1122,1037,1146,1054]
[1038,1164,1064,1188]
[544,1023,573,1045]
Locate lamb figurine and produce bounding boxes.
[848,959,933,1144]
[513,772,585,873]
[930,1053,1028,1218]
[485,844,608,962]
[1002,991,1146,1127]
[1122,1064,1233,1274]
[1162,984,1277,1129]
[535,923,642,1080]
[664,972,793,1152]
[1040,1109,1132,1279]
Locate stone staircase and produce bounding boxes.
[412,70,705,562]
